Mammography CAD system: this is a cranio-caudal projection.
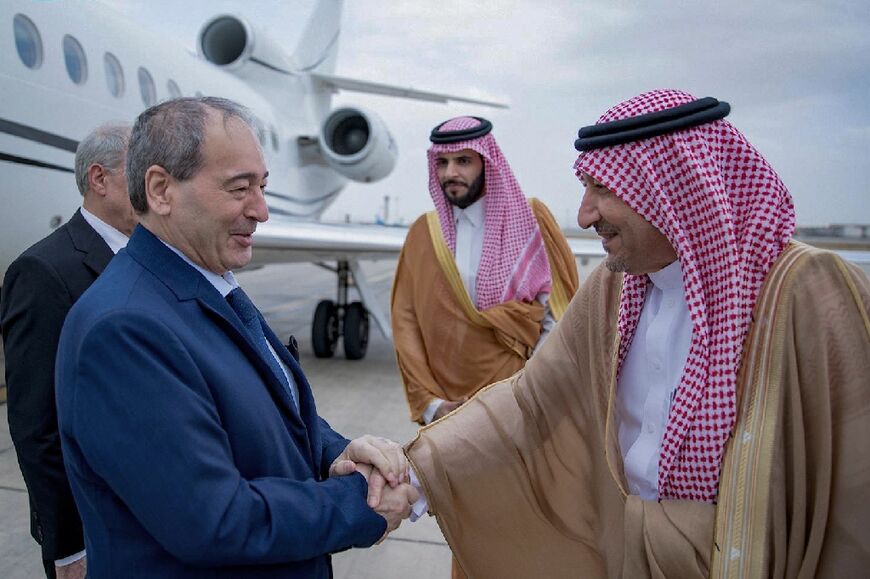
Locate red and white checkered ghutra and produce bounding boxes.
[575,89,795,502]
[428,117,551,311]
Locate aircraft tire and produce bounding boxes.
[343,301,369,360]
[312,299,339,358]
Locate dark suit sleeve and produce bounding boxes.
[66,311,385,566]
[317,417,351,478]
[1,255,85,560]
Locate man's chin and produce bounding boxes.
[604,255,629,273]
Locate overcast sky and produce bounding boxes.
[116,0,869,227]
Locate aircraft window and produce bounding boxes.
[13,14,43,69]
[270,126,279,151]
[254,121,266,147]
[62,35,88,85]
[138,67,156,107]
[104,52,124,98]
[167,79,182,99]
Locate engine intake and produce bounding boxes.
[198,15,291,73]
[320,108,397,183]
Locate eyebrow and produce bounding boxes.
[222,171,269,187]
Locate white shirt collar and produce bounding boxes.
[452,197,486,228]
[158,239,238,297]
[80,207,129,255]
[648,259,683,292]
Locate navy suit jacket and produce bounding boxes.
[55,226,385,578]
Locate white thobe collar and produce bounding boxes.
[452,197,486,229]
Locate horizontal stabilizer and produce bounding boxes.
[312,72,509,109]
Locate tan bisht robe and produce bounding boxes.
[407,241,870,578]
[392,198,579,424]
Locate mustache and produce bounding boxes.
[442,179,468,188]
[594,221,618,236]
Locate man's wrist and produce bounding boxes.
[55,549,86,566]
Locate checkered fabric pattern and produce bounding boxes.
[574,89,795,502]
[428,117,551,310]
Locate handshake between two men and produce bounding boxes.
[329,434,420,542]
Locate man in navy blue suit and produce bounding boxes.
[55,97,416,578]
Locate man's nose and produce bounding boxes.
[247,190,269,223]
[444,161,461,179]
[577,188,598,229]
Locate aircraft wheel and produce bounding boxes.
[312,300,339,358]
[343,301,369,360]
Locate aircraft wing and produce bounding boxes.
[312,72,509,109]
[249,218,409,267]
[250,219,607,269]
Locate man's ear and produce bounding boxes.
[144,165,173,216]
[86,163,109,198]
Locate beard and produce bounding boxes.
[442,172,485,209]
[595,220,628,272]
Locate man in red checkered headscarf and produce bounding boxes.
[391,116,578,578]
[405,91,870,578]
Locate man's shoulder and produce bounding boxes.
[14,220,79,267]
[2,221,86,296]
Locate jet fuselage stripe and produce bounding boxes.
[0,152,75,174]
[0,117,79,153]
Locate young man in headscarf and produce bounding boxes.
[404,91,870,578]
[391,116,578,578]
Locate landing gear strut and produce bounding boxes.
[311,261,370,360]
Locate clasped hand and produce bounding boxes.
[328,435,418,541]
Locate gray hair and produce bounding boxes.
[126,97,255,213]
[74,122,132,196]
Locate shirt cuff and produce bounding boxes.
[409,467,429,522]
[55,550,86,567]
[422,398,445,425]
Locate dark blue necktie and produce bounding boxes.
[226,287,297,408]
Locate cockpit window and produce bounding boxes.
[63,35,87,84]
[13,14,43,69]
[138,67,156,107]
[167,79,182,99]
[104,52,124,98]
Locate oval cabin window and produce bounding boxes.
[13,14,43,69]
[62,35,88,85]
[104,52,124,98]
[138,67,156,107]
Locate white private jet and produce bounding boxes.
[0,0,604,360]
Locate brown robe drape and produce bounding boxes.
[391,199,579,424]
[407,241,870,578]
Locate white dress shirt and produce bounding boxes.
[616,260,692,499]
[80,207,129,254]
[161,241,300,408]
[422,198,555,424]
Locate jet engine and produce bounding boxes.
[319,108,397,183]
[198,14,292,73]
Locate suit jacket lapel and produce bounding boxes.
[263,325,320,471]
[124,227,313,463]
[66,209,114,276]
